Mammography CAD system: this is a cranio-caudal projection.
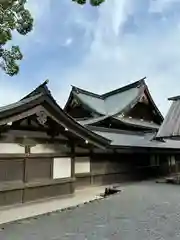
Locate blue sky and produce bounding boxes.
[1,0,180,115]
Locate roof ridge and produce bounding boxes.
[101,77,146,99]
[168,95,180,101]
[71,77,146,100]
[21,79,51,100]
[72,86,102,99]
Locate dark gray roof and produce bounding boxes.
[21,80,51,100]
[114,117,160,130]
[72,78,145,116]
[93,128,180,149]
[73,92,106,115]
[0,82,111,149]
[156,99,180,139]
[0,93,43,115]
[69,78,164,125]
[78,115,160,130]
[78,116,108,125]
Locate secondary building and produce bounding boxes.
[0,78,179,207]
[65,77,180,185]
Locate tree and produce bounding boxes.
[0,0,33,76]
[0,0,104,77]
[73,0,105,6]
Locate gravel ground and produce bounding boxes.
[1,181,180,240]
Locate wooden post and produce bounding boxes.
[22,145,30,203]
[71,143,75,179]
[90,148,93,185]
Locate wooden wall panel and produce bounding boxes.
[0,159,23,182]
[75,175,91,189]
[26,158,52,181]
[0,190,23,206]
[75,147,89,154]
[91,157,130,175]
[92,173,135,186]
[23,182,73,202]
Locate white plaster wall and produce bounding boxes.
[0,143,25,153]
[31,144,55,153]
[53,157,71,179]
[31,144,70,154]
[75,157,90,174]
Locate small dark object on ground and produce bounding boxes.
[101,187,121,197]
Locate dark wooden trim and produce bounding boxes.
[0,90,110,149]
[23,157,27,183]
[25,146,30,155]
[91,170,133,176]
[74,153,92,157]
[0,153,70,159]
[75,172,91,177]
[71,143,75,178]
[2,130,68,141]
[0,105,42,126]
[25,177,75,189]
[0,181,24,192]
[0,178,75,193]
[0,154,26,159]
[90,149,94,185]
[22,158,26,203]
[50,157,53,179]
[28,153,71,158]
[0,152,73,159]
[42,100,111,148]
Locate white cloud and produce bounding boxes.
[26,0,51,20]
[62,38,73,47]
[149,0,179,13]
[54,0,180,116]
[2,0,180,118]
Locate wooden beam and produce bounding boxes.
[0,106,43,126]
[2,130,68,141]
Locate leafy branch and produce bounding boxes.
[0,0,33,76]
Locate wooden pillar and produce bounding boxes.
[90,148,94,185]
[24,146,30,183]
[22,145,30,203]
[71,143,75,179]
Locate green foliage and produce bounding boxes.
[0,0,104,77]
[72,0,105,6]
[0,0,33,76]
